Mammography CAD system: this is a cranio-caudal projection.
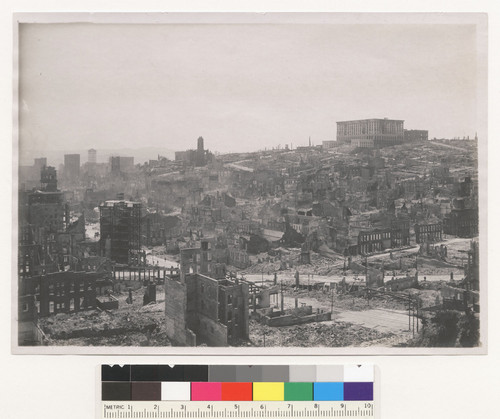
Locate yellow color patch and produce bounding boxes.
[253,382,285,401]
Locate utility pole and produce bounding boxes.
[365,255,368,284]
[280,280,284,314]
[331,288,334,313]
[416,301,419,333]
[412,299,415,337]
[253,289,257,314]
[408,293,411,331]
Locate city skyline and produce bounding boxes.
[19,22,483,162]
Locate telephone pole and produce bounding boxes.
[412,299,415,337]
[280,280,284,314]
[408,293,411,331]
[331,288,334,313]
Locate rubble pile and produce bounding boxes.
[38,285,169,346]
[248,320,391,347]
[289,288,408,312]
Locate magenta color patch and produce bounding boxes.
[191,382,222,401]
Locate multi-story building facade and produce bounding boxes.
[179,240,213,279]
[443,208,479,238]
[357,219,411,255]
[337,118,405,147]
[64,154,80,181]
[165,241,249,346]
[99,200,142,264]
[358,229,392,254]
[404,129,428,142]
[88,148,97,164]
[19,271,98,320]
[415,223,443,243]
[351,138,374,148]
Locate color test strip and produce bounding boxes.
[131,382,161,401]
[344,365,374,382]
[102,382,131,401]
[191,382,222,401]
[315,365,343,382]
[221,382,252,401]
[289,365,316,382]
[253,382,285,401]
[102,365,131,382]
[101,365,375,402]
[284,382,313,401]
[313,383,343,401]
[343,382,373,401]
[161,382,191,401]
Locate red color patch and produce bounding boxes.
[221,382,253,401]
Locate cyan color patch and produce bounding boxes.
[313,382,344,401]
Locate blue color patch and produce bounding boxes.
[313,382,344,401]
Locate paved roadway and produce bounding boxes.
[146,254,179,268]
[334,308,419,334]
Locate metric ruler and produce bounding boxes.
[101,401,376,419]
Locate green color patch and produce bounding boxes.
[284,382,313,401]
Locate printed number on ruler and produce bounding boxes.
[101,401,375,419]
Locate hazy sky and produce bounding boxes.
[19,22,482,161]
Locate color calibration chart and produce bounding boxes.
[100,365,377,418]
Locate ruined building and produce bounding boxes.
[19,166,69,278]
[164,240,249,346]
[19,271,98,320]
[443,208,479,238]
[99,200,142,265]
[415,223,443,243]
[18,167,98,344]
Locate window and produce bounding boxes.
[227,295,232,305]
[49,301,54,313]
[22,303,29,312]
[80,297,85,308]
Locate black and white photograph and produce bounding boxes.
[13,13,487,353]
